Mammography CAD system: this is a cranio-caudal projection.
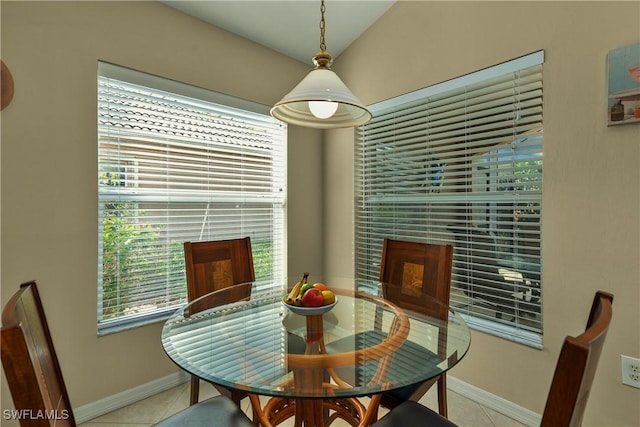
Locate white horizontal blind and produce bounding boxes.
[355,52,544,347]
[97,62,287,334]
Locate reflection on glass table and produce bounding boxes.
[162,281,470,427]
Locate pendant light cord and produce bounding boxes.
[313,0,332,68]
[319,0,327,53]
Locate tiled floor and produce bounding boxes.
[79,382,527,427]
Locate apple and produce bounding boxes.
[300,283,315,295]
[301,288,324,307]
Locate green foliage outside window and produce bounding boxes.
[101,201,274,320]
[101,202,184,320]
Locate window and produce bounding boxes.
[355,51,544,347]
[97,62,287,334]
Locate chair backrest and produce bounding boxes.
[1,281,76,426]
[184,237,255,303]
[541,291,614,427]
[379,238,454,319]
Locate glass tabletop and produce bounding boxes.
[161,281,471,399]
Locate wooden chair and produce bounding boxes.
[1,281,254,427]
[326,238,453,418]
[377,238,454,417]
[373,290,614,427]
[540,290,614,426]
[183,237,255,406]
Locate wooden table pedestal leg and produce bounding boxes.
[249,314,369,426]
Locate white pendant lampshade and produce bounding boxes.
[270,2,371,129]
[271,55,371,129]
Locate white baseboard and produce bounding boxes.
[74,372,539,426]
[448,376,542,427]
[74,371,189,424]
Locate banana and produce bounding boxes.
[285,281,303,304]
[284,272,310,305]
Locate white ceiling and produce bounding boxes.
[159,1,395,64]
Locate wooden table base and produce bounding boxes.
[247,307,397,426]
[250,394,368,427]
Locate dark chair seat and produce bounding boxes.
[325,330,444,399]
[153,395,253,427]
[374,400,456,427]
[287,332,308,355]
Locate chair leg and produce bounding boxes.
[190,376,199,406]
[437,374,448,417]
[230,390,244,406]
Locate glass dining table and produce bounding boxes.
[161,280,471,427]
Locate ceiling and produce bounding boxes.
[159,1,395,64]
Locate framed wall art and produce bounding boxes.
[607,42,640,126]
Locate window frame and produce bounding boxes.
[354,51,544,347]
[97,62,287,335]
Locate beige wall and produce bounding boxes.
[2,1,639,426]
[0,0,324,412]
[325,1,640,426]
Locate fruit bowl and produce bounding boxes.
[281,297,338,316]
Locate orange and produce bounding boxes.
[312,283,328,291]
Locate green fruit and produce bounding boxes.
[300,283,314,295]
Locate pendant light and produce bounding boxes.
[270,0,371,129]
